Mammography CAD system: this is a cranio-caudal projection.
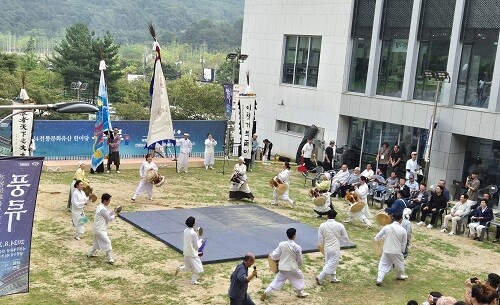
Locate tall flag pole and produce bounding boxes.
[91,60,112,171]
[146,24,175,155]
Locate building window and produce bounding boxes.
[275,120,308,136]
[376,39,408,98]
[282,35,322,87]
[413,40,450,101]
[348,38,371,93]
[455,40,498,108]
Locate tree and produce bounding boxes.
[114,102,149,120]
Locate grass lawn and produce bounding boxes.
[2,160,499,305]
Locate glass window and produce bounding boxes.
[377,39,408,98]
[281,35,322,87]
[381,123,401,148]
[275,120,308,136]
[455,40,498,108]
[361,121,382,166]
[413,40,450,101]
[348,38,371,93]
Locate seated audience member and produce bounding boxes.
[408,183,429,221]
[386,178,411,207]
[417,185,448,229]
[423,291,443,305]
[468,193,492,224]
[405,174,419,194]
[438,179,451,202]
[360,163,374,179]
[338,167,361,198]
[330,164,350,195]
[386,171,399,187]
[468,199,494,240]
[441,194,472,235]
[436,297,457,305]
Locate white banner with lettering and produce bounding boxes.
[239,96,256,159]
[11,100,35,156]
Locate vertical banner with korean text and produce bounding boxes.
[239,97,256,159]
[0,156,44,297]
[11,100,34,156]
[223,84,233,120]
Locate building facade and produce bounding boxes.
[240,0,500,197]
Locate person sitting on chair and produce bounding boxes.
[386,178,411,208]
[330,164,350,195]
[440,194,472,235]
[338,167,361,198]
[468,199,494,241]
[407,183,429,221]
[385,190,407,217]
[417,185,447,229]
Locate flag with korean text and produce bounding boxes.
[91,60,112,171]
[0,156,44,296]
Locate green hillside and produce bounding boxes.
[0,0,244,43]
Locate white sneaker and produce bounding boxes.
[149,197,154,201]
[191,281,201,285]
[297,291,309,298]
[271,201,278,205]
[289,200,294,207]
[343,219,351,223]
[107,170,110,173]
[116,171,120,173]
[184,171,188,174]
[448,232,456,235]
[205,166,208,170]
[396,274,408,280]
[426,224,433,229]
[440,228,447,233]
[416,221,425,226]
[131,197,136,201]
[209,166,214,170]
[107,259,115,265]
[331,277,341,283]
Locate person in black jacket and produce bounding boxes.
[417,185,448,229]
[407,183,429,221]
[262,139,273,164]
[322,140,335,171]
[468,199,494,240]
[386,178,411,208]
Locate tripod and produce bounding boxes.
[219,144,230,175]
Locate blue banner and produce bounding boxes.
[30,120,226,159]
[223,84,233,120]
[0,156,44,296]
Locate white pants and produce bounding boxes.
[133,179,153,199]
[204,151,214,167]
[377,252,405,282]
[265,269,306,295]
[317,250,340,281]
[178,256,204,283]
[468,222,486,237]
[442,215,462,233]
[347,207,372,226]
[178,152,189,171]
[272,185,292,204]
[71,210,85,238]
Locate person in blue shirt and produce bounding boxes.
[385,190,407,217]
[228,253,258,305]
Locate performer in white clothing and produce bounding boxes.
[374,214,408,286]
[261,228,309,301]
[301,138,315,170]
[345,176,373,228]
[71,180,89,240]
[316,209,349,285]
[203,133,217,170]
[229,156,255,201]
[87,193,120,264]
[177,133,193,173]
[131,154,158,201]
[175,216,204,285]
[271,161,294,206]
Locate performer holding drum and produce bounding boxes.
[228,156,255,202]
[312,173,334,218]
[71,179,89,240]
[131,154,159,201]
[270,161,294,206]
[344,176,373,229]
[68,161,94,210]
[175,216,204,285]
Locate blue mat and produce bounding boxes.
[119,205,356,264]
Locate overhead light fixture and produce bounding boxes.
[226,53,238,61]
[238,54,249,63]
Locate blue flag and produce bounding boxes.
[91,60,112,171]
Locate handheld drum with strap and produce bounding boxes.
[372,239,384,257]
[267,254,279,273]
[269,176,288,195]
[349,201,365,213]
[376,210,392,226]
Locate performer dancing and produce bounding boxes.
[204,133,217,170]
[87,193,120,264]
[71,179,89,240]
[131,154,158,201]
[261,228,309,301]
[177,133,192,173]
[68,161,91,209]
[313,173,334,218]
[345,176,373,229]
[374,213,408,286]
[175,216,204,285]
[229,156,255,202]
[316,209,349,285]
[271,161,294,206]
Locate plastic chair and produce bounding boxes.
[368,181,378,206]
[302,166,324,186]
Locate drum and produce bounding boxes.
[145,169,159,183]
[344,191,359,204]
[114,206,123,214]
[317,243,324,255]
[89,194,98,202]
[230,172,244,184]
[83,185,92,197]
[154,176,165,187]
[269,176,282,188]
[268,254,278,274]
[372,239,384,257]
[270,176,287,195]
[197,227,203,237]
[309,188,321,198]
[349,201,365,213]
[376,210,392,226]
